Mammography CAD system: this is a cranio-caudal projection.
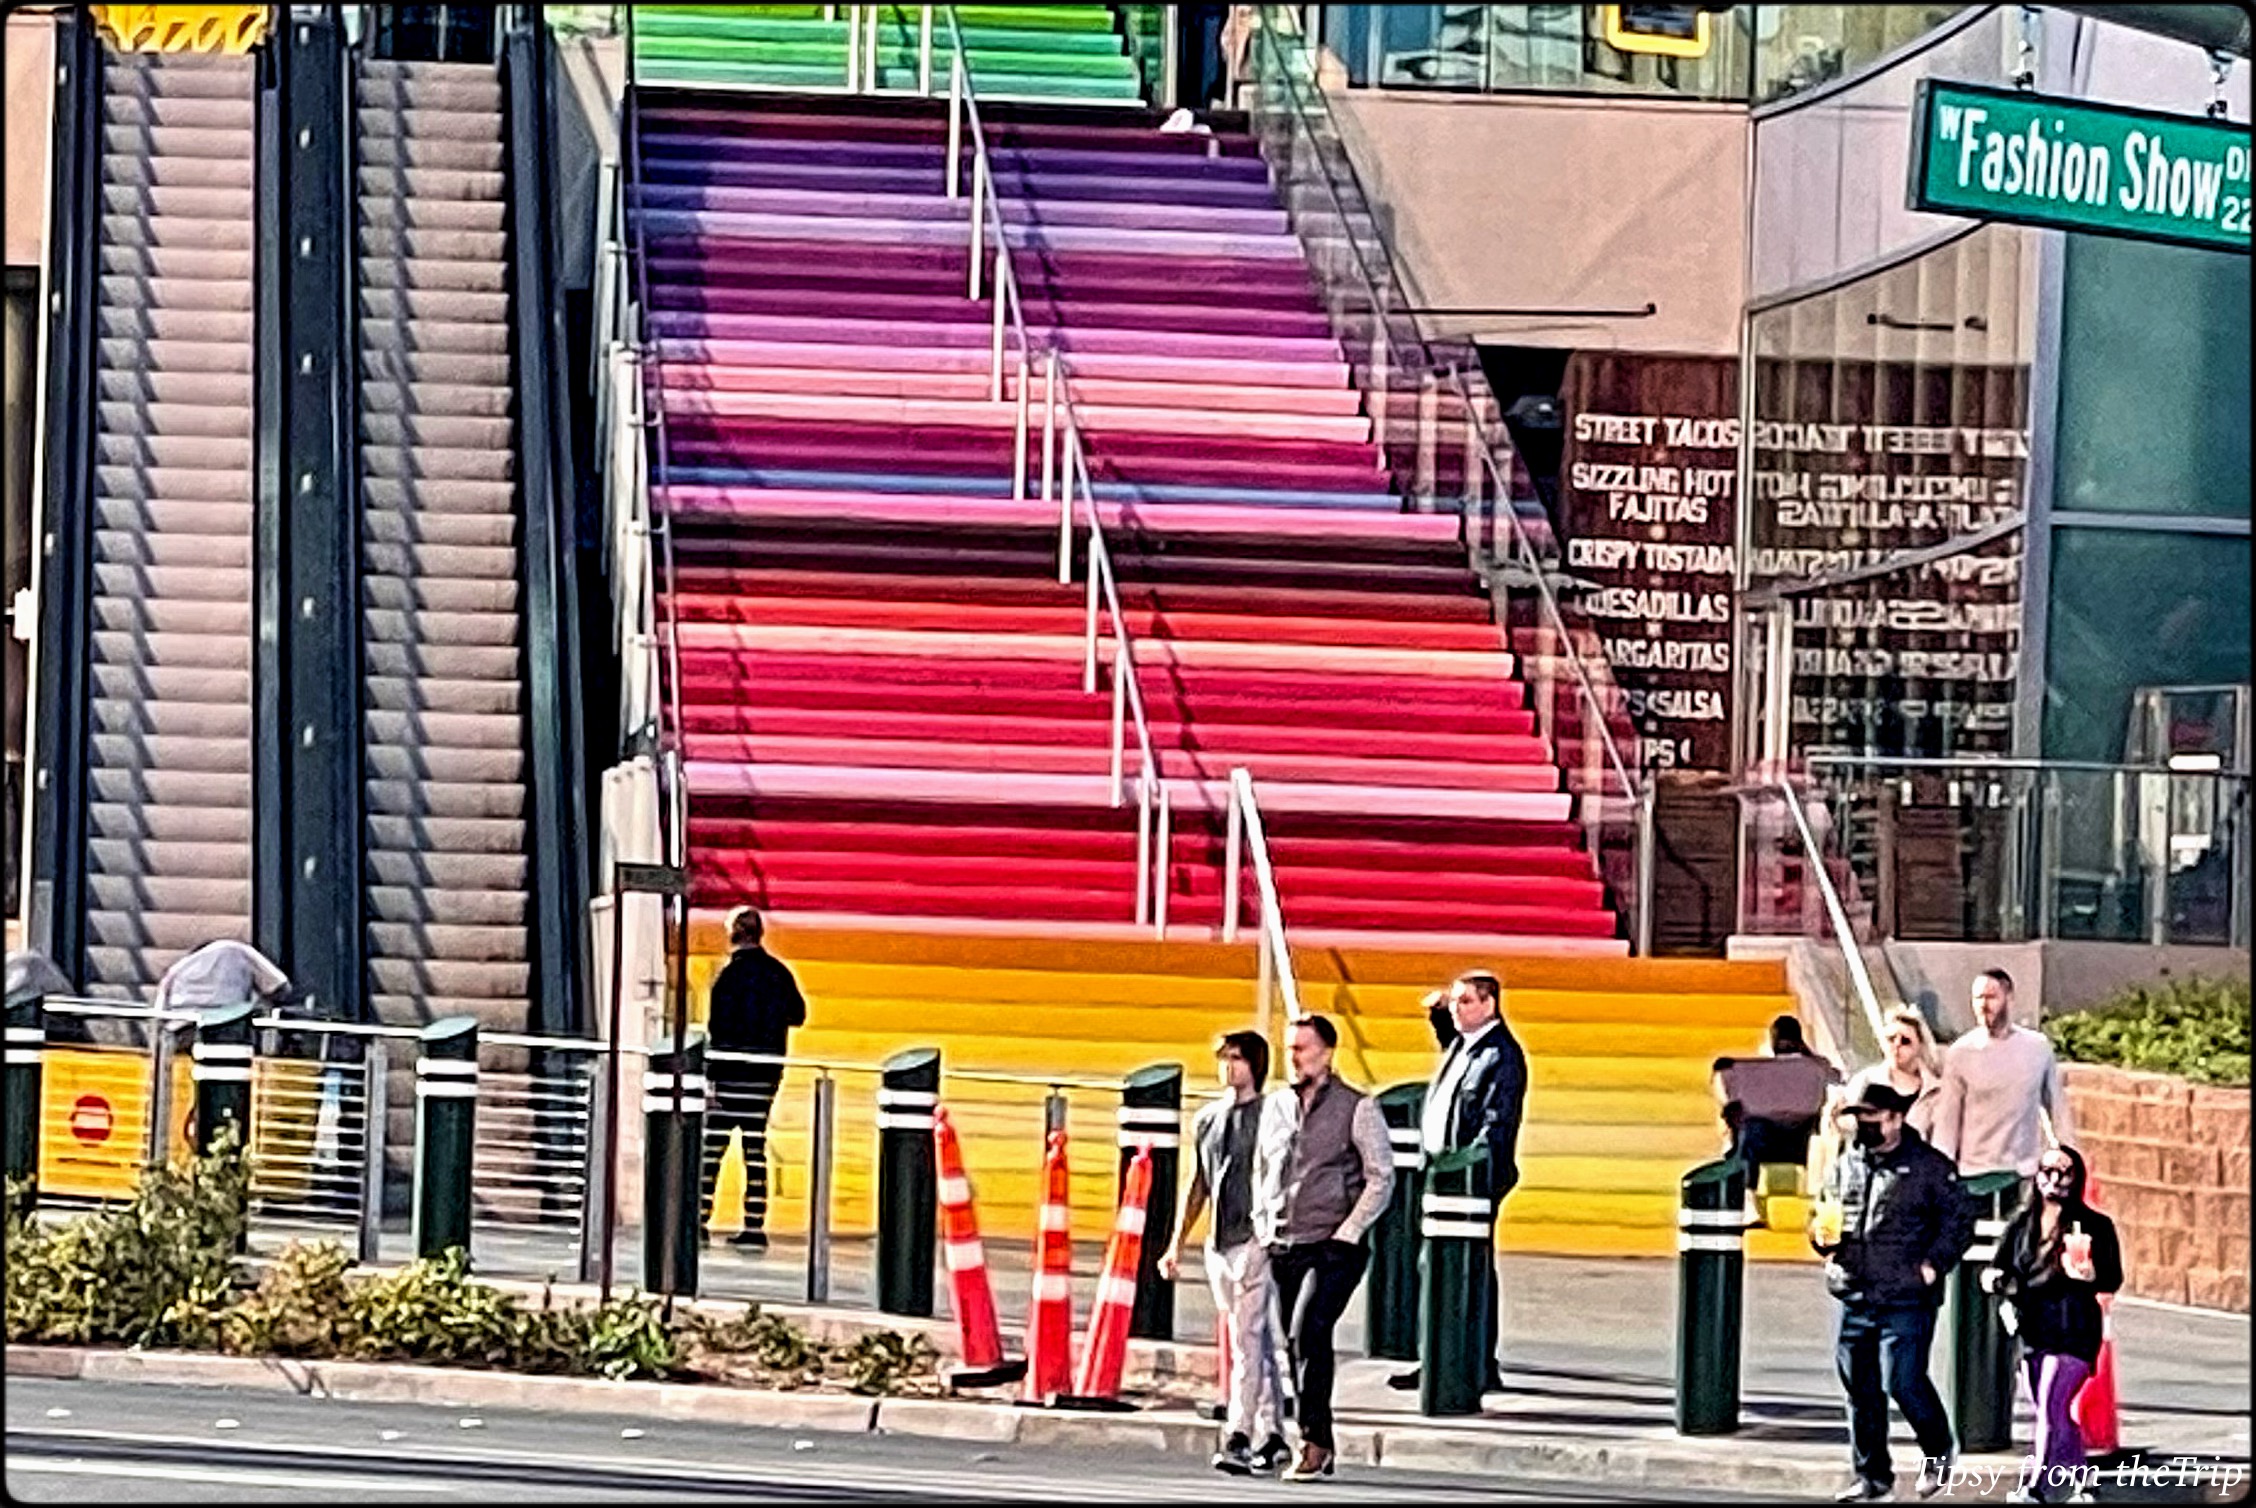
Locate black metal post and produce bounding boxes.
[1674,1157,1747,1435]
[1367,1082,1426,1361]
[875,1047,940,1318]
[641,1031,705,1305]
[1117,1063,1182,1341]
[5,995,45,1208]
[412,1017,480,1260]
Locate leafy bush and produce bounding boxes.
[6,1127,250,1349]
[222,1239,353,1356]
[2047,974,2251,1085]
[7,1147,927,1392]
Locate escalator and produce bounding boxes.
[354,55,536,1033]
[32,15,586,1043]
[30,36,259,996]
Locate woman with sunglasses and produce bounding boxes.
[1982,1146,2123,1503]
[1841,1009,1945,1138]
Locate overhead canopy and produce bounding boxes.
[2056,5,2250,59]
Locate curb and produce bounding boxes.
[5,1342,1868,1498]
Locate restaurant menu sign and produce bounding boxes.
[1557,354,1739,771]
[1748,359,2029,756]
[1910,80,2251,254]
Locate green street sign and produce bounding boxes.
[1909,79,2251,254]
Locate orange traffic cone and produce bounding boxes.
[2071,1171,2121,1458]
[935,1106,1027,1390]
[1020,1129,1075,1405]
[1056,1143,1153,1411]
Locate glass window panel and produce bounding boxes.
[2053,234,2253,520]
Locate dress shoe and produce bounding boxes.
[1386,1369,1421,1391]
[728,1229,769,1250]
[1282,1445,1335,1482]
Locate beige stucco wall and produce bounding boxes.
[7,15,55,268]
[1325,89,1748,358]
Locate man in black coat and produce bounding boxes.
[701,908,807,1250]
[1388,969,1529,1394]
[1814,1080,1975,1502]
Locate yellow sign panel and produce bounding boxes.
[38,1047,194,1200]
[93,5,270,55]
[1601,5,1713,59]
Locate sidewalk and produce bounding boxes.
[245,1220,2249,1498]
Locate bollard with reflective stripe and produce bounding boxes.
[1946,1171,2024,1454]
[5,997,43,1208]
[1674,1158,1747,1435]
[1117,1063,1182,1340]
[191,1001,257,1155]
[641,1033,707,1300]
[1367,1082,1426,1361]
[413,1016,480,1261]
[876,1047,940,1318]
[1417,1143,1492,1417]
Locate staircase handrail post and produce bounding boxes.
[967,139,985,299]
[945,53,963,198]
[1153,782,1172,937]
[1041,348,1060,518]
[1223,788,1244,942]
[1777,778,1890,1052]
[918,5,934,95]
[1011,348,1031,499]
[844,1,862,93]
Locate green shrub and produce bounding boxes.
[222,1240,353,1357]
[7,1155,937,1393]
[6,1127,250,1349]
[2047,975,2251,1085]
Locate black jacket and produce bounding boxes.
[1427,1016,1529,1198]
[705,947,806,1074]
[1986,1201,2123,1362]
[1817,1126,1975,1308]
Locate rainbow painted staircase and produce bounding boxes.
[617,39,1805,1261]
[631,5,1145,102]
[634,92,1624,949]
[695,924,1812,1260]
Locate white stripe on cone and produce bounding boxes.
[939,1174,972,1207]
[1034,1272,1072,1302]
[1094,1274,1138,1310]
[1041,1203,1072,1233]
[944,1238,986,1273]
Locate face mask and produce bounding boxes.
[1852,1120,1886,1148]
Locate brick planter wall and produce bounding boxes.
[2063,1063,2250,1312]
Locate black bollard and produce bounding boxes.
[1946,1170,2024,1454]
[1417,1143,1492,1417]
[5,995,44,1209]
[190,1001,257,1155]
[1674,1157,1748,1435]
[1367,1082,1426,1362]
[1118,1062,1183,1341]
[641,1032,706,1301]
[875,1047,940,1318]
[412,1016,479,1261]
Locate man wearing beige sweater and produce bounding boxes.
[1931,969,2077,1185]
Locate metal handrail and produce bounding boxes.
[619,7,690,876]
[1222,768,1305,1043]
[1772,780,1893,1064]
[941,9,1172,931]
[1247,10,1647,817]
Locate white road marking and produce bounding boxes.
[4,1457,455,1493]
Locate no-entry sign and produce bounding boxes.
[70,1094,113,1145]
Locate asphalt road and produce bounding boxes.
[4,1377,1723,1503]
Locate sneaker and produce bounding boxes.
[1386,1369,1421,1391]
[1917,1452,1957,1499]
[1835,1480,1892,1502]
[1211,1433,1253,1476]
[1249,1435,1291,1475]
[728,1229,769,1251]
[1281,1445,1335,1483]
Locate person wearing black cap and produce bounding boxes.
[1813,1078,1975,1503]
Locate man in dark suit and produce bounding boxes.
[1389,969,1528,1394]
[701,907,807,1250]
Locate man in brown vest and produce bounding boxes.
[1252,1014,1393,1482]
